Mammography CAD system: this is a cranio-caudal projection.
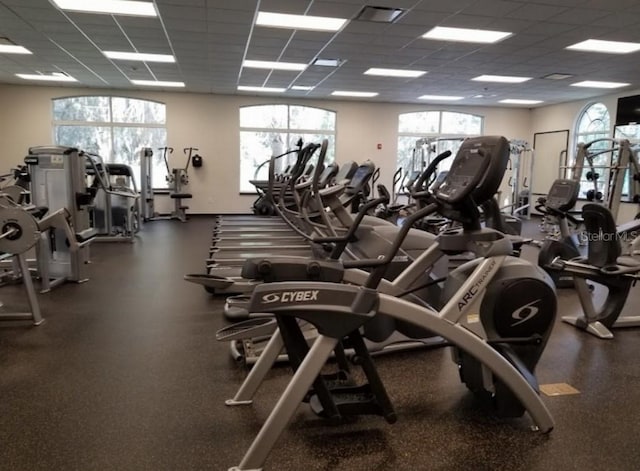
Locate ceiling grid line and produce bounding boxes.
[0,0,637,104]
[112,17,158,82]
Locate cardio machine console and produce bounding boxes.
[545,179,580,212]
[344,162,375,195]
[435,136,510,205]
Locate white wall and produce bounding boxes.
[530,88,640,223]
[0,84,531,214]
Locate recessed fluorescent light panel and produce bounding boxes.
[256,11,347,32]
[499,99,543,105]
[331,91,379,98]
[566,39,640,54]
[422,26,511,44]
[472,74,532,83]
[364,68,426,78]
[242,60,307,71]
[51,0,157,17]
[16,73,77,82]
[103,51,175,63]
[0,45,31,54]
[291,85,314,91]
[571,80,629,89]
[131,80,185,87]
[419,95,464,101]
[238,86,286,93]
[313,58,344,67]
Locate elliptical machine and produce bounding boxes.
[222,136,557,471]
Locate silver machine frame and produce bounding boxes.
[224,237,554,471]
[553,256,640,339]
[570,138,640,219]
[24,146,96,292]
[570,138,640,253]
[89,156,141,243]
[140,146,192,223]
[502,139,534,219]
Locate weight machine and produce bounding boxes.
[568,138,640,219]
[0,165,30,205]
[24,146,97,292]
[498,139,533,219]
[86,156,141,242]
[0,194,91,325]
[140,147,195,223]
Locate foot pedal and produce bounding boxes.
[224,295,252,320]
[303,371,353,403]
[216,317,276,341]
[309,384,396,423]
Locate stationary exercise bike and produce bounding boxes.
[551,203,640,339]
[222,136,557,471]
[535,179,582,288]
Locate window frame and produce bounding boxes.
[51,95,167,188]
[571,102,612,199]
[396,110,484,194]
[238,104,337,195]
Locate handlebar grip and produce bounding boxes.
[377,184,390,200]
[413,150,452,192]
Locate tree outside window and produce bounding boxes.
[239,104,336,193]
[52,96,167,188]
[572,102,611,199]
[396,111,483,194]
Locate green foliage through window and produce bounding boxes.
[572,103,611,198]
[52,96,167,187]
[239,104,336,193]
[396,111,483,193]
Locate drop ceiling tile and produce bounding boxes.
[1,0,640,105]
[258,0,309,15]
[306,2,363,17]
[506,3,571,21]
[157,5,206,20]
[207,8,255,23]
[395,10,450,27]
[548,7,610,25]
[157,0,206,6]
[522,21,578,36]
[439,14,496,28]
[412,0,477,13]
[485,18,535,33]
[460,0,523,17]
[292,30,337,42]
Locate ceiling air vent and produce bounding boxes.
[355,6,406,23]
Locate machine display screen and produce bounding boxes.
[450,148,486,178]
[548,184,571,200]
[546,180,579,210]
[349,166,372,189]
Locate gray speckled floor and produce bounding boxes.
[1,217,639,471]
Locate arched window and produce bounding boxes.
[397,111,483,192]
[572,102,611,197]
[613,121,640,200]
[239,104,336,193]
[52,96,167,187]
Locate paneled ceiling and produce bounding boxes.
[1,0,640,107]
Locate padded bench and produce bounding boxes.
[169,193,192,222]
